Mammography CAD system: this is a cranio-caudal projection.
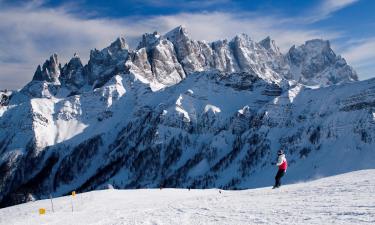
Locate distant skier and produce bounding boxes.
[273,149,288,189]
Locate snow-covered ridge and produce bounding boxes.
[1,169,374,225]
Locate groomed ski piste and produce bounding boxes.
[1,170,374,225]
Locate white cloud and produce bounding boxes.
[307,0,360,22]
[343,39,375,64]
[147,12,341,50]
[135,0,230,8]
[0,63,35,91]
[0,2,360,90]
[0,4,133,89]
[342,38,375,79]
[323,0,359,11]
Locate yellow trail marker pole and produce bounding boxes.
[71,191,76,212]
[39,208,46,215]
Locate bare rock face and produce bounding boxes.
[0,90,11,106]
[32,53,61,84]
[127,48,153,82]
[151,39,186,85]
[85,37,129,88]
[231,34,285,83]
[127,32,186,91]
[259,36,282,57]
[164,27,285,85]
[61,53,86,89]
[286,39,358,86]
[165,26,209,74]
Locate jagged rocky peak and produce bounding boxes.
[304,39,330,52]
[85,36,130,86]
[90,36,129,58]
[259,36,282,56]
[233,33,253,43]
[127,29,186,91]
[137,31,161,49]
[25,27,358,96]
[288,39,333,65]
[60,53,86,88]
[124,27,201,91]
[164,25,189,42]
[0,90,11,106]
[287,39,358,86]
[66,53,83,69]
[164,25,210,74]
[109,36,128,52]
[232,33,259,52]
[32,53,61,84]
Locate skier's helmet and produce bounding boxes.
[277,149,284,155]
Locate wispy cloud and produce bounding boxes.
[342,38,375,79]
[133,0,231,8]
[0,2,131,89]
[149,12,341,50]
[307,0,360,22]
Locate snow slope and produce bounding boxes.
[0,169,374,225]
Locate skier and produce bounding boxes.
[273,149,287,189]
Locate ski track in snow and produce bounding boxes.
[0,170,374,225]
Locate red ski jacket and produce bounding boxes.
[279,160,287,170]
[277,154,288,170]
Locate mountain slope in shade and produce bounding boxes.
[0,26,371,208]
[0,170,374,224]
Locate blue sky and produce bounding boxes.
[0,0,374,89]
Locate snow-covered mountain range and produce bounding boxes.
[0,26,373,208]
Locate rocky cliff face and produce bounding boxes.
[0,26,371,208]
[286,39,358,86]
[0,90,11,107]
[32,53,61,84]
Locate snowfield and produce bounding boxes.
[1,170,374,225]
